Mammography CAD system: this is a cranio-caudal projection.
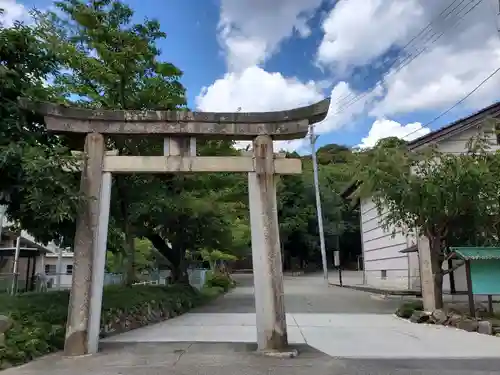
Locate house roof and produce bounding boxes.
[407,101,500,150]
[341,101,500,200]
[450,247,500,260]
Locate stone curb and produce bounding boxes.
[328,283,422,296]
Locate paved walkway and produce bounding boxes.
[195,273,407,314]
[101,274,500,359]
[5,274,500,374]
[8,342,500,375]
[102,311,500,359]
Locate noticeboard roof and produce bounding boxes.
[450,247,500,260]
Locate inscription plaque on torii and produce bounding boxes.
[19,98,330,356]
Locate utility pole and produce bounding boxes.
[56,245,63,290]
[310,124,328,283]
[11,236,21,295]
[0,204,6,240]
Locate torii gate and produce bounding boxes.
[20,98,330,355]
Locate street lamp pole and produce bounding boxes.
[310,124,328,283]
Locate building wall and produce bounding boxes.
[42,256,74,288]
[361,120,498,291]
[430,123,500,155]
[360,198,411,289]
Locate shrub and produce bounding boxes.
[0,283,223,370]
[396,300,424,319]
[205,272,234,292]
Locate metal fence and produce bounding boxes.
[0,268,209,294]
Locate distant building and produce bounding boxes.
[0,206,73,291]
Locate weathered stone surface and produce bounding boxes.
[0,315,12,333]
[64,133,105,356]
[457,319,479,332]
[430,309,448,325]
[410,311,430,323]
[19,98,332,139]
[447,313,463,327]
[478,321,493,335]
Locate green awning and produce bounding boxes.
[450,247,500,260]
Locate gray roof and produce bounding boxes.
[407,101,500,150]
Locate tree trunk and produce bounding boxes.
[171,252,189,284]
[146,233,189,285]
[429,237,444,309]
[124,227,136,286]
[116,177,136,287]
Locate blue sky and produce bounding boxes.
[3,0,500,152]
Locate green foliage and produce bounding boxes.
[0,284,220,368]
[105,238,156,274]
[205,272,235,292]
[32,1,247,283]
[0,19,82,244]
[200,249,238,271]
[278,145,359,268]
[355,133,500,244]
[396,300,424,319]
[355,131,500,306]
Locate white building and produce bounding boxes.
[43,250,74,288]
[350,102,500,293]
[0,205,74,291]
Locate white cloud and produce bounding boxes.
[318,0,500,117]
[196,66,374,152]
[196,66,322,152]
[218,0,323,72]
[372,35,500,117]
[317,0,424,70]
[357,119,430,149]
[0,0,30,27]
[196,66,323,113]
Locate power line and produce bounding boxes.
[336,0,484,115]
[337,0,482,111]
[336,0,468,109]
[398,66,500,142]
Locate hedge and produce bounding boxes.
[0,284,224,370]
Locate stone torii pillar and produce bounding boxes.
[19,98,331,355]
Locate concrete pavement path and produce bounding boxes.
[102,274,500,358]
[102,311,500,359]
[194,273,408,314]
[4,273,500,374]
[5,342,500,375]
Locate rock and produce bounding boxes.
[457,319,479,332]
[431,309,447,325]
[410,311,430,323]
[0,359,12,370]
[446,314,463,327]
[0,333,5,347]
[0,316,12,333]
[478,321,493,335]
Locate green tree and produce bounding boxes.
[134,141,249,283]
[36,0,249,284]
[354,131,500,308]
[35,0,187,283]
[278,148,351,269]
[0,16,83,244]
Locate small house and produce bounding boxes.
[346,102,500,293]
